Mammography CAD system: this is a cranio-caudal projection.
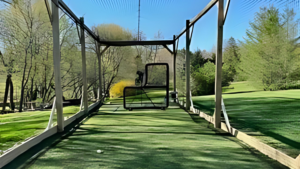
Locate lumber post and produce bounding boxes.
[173,35,176,93]
[185,20,191,110]
[214,0,224,128]
[80,17,88,114]
[52,0,64,132]
[96,42,102,101]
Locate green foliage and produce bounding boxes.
[191,49,207,71]
[239,6,300,90]
[192,62,215,95]
[223,37,241,82]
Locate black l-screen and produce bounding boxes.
[123,63,169,110]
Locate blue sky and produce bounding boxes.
[64,0,299,52]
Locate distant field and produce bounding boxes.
[0,106,80,152]
[222,81,261,93]
[193,82,300,158]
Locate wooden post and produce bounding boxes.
[173,35,176,92]
[96,42,102,101]
[80,17,88,114]
[214,0,224,128]
[52,0,64,132]
[185,20,191,110]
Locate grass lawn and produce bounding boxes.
[222,81,261,93]
[192,81,300,158]
[0,106,80,152]
[18,98,287,169]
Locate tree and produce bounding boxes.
[0,0,87,110]
[90,24,135,98]
[191,48,206,69]
[192,62,215,95]
[223,37,241,82]
[239,6,300,90]
[0,0,51,111]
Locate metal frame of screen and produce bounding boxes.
[123,63,169,110]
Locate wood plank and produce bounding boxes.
[52,0,64,132]
[80,17,88,114]
[196,107,300,169]
[185,20,191,110]
[214,0,224,128]
[175,0,218,40]
[0,127,57,168]
[98,40,174,46]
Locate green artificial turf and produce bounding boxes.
[20,99,287,169]
[193,82,300,158]
[0,106,80,152]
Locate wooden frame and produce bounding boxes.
[0,0,233,168]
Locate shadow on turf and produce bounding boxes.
[19,112,288,169]
[6,102,289,169]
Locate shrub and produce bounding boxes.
[110,80,135,98]
[192,62,215,95]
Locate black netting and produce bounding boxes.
[146,65,167,86]
[124,87,167,109]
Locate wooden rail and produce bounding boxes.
[0,102,101,168]
[178,100,300,169]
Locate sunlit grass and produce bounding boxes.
[0,106,80,152]
[193,82,300,157]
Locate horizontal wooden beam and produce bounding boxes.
[58,0,100,42]
[98,40,174,46]
[175,0,218,40]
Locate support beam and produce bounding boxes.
[100,45,110,56]
[52,0,64,132]
[214,0,224,128]
[173,35,176,93]
[176,0,218,41]
[163,45,173,55]
[98,40,174,46]
[189,25,194,44]
[96,43,102,101]
[224,0,231,24]
[44,0,52,23]
[97,45,109,101]
[185,20,191,110]
[80,17,88,114]
[58,0,99,41]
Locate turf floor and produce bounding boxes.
[19,98,287,169]
[192,83,300,158]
